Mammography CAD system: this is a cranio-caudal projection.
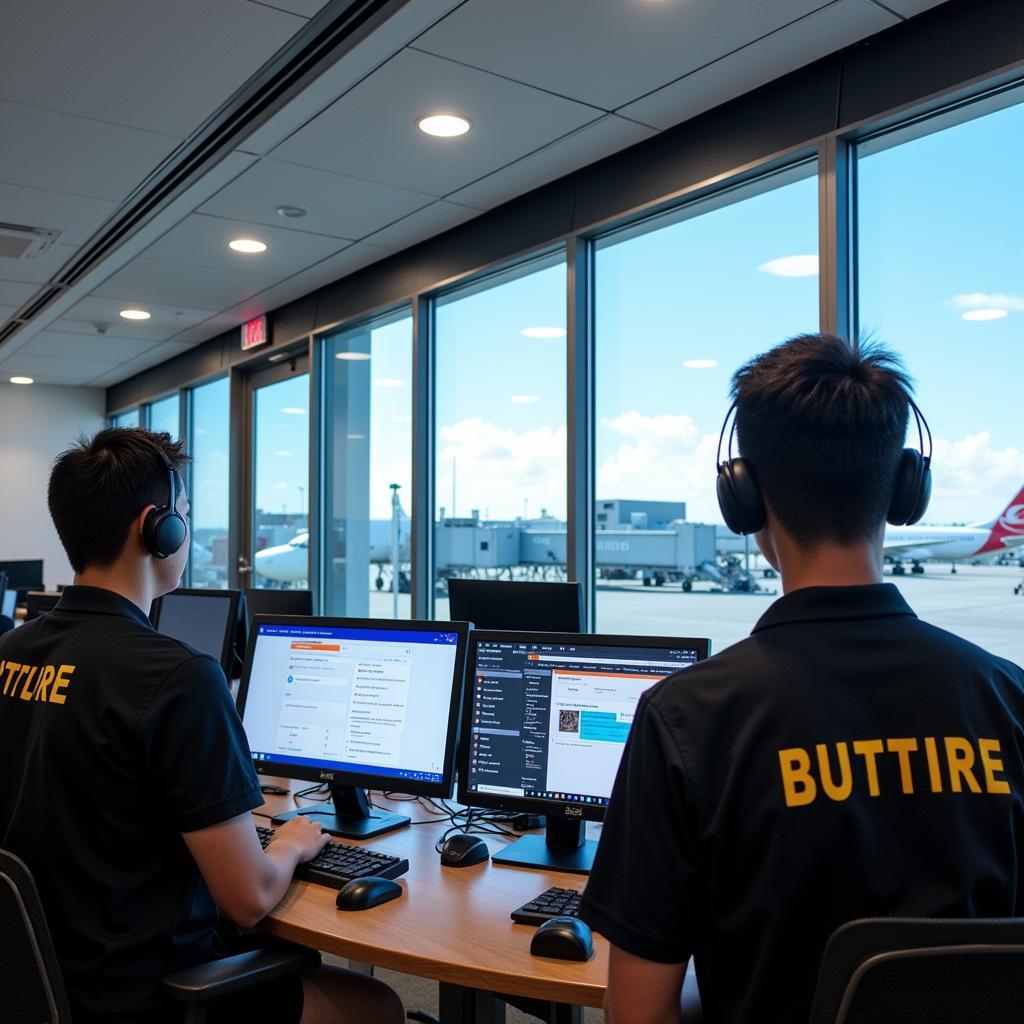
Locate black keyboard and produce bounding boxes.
[511,886,582,925]
[256,825,408,891]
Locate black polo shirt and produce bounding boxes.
[580,584,1024,1023]
[0,586,263,1023]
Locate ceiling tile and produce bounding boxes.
[250,0,329,16]
[360,201,481,257]
[271,49,601,195]
[199,158,437,240]
[620,0,898,130]
[142,212,352,274]
[0,280,38,306]
[448,114,657,209]
[0,182,119,248]
[0,303,18,327]
[876,0,949,16]
[59,299,218,341]
[415,0,829,111]
[18,329,158,363]
[0,243,79,286]
[93,256,283,312]
[0,0,306,137]
[6,353,123,386]
[0,102,178,203]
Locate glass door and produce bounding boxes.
[241,357,310,593]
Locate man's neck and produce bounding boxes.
[73,566,154,615]
[774,536,885,594]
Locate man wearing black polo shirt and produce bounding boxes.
[0,428,403,1024]
[580,334,1024,1023]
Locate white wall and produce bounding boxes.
[0,383,106,589]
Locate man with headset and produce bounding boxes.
[580,334,1024,1023]
[0,428,403,1023]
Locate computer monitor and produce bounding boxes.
[447,579,584,632]
[238,615,469,839]
[150,588,243,678]
[0,573,12,621]
[244,588,313,623]
[0,560,44,604]
[458,630,710,874]
[24,591,61,622]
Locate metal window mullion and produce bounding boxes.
[566,235,594,632]
[410,295,434,620]
[181,388,193,587]
[307,333,322,613]
[818,136,854,342]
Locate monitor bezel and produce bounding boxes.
[236,614,471,799]
[150,587,242,678]
[457,629,710,822]
[447,578,584,632]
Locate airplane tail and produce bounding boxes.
[976,483,1024,554]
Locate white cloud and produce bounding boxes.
[948,292,1024,312]
[927,432,1024,523]
[757,254,818,278]
[436,418,567,520]
[597,411,722,521]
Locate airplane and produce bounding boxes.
[884,483,1024,574]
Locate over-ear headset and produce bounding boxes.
[141,449,188,559]
[715,396,932,535]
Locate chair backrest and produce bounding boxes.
[808,917,1024,1024]
[0,849,73,1023]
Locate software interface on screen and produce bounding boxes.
[1,590,15,619]
[242,623,460,784]
[156,594,233,663]
[466,640,701,805]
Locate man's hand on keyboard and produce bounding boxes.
[271,816,331,862]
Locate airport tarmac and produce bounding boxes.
[370,563,1024,667]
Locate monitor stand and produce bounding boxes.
[492,815,596,875]
[271,784,410,840]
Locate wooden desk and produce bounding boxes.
[255,781,606,1022]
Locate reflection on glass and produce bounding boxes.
[252,375,309,591]
[323,312,412,619]
[858,96,1024,663]
[147,395,179,440]
[594,168,819,652]
[111,409,140,428]
[189,377,230,589]
[434,257,567,616]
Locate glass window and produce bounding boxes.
[322,310,412,619]
[111,408,139,428]
[252,374,309,590]
[188,377,230,589]
[434,256,567,616]
[147,394,180,439]
[857,94,1024,664]
[594,166,819,652]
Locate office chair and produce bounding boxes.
[808,916,1024,1024]
[0,848,320,1024]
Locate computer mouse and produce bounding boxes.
[335,876,403,911]
[530,916,594,961]
[439,833,490,868]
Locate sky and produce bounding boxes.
[181,91,1023,540]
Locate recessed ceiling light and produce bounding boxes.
[280,406,306,415]
[521,326,566,339]
[511,394,539,404]
[417,114,471,138]
[9,376,33,385]
[376,378,405,388]
[276,205,307,219]
[683,359,718,369]
[758,255,819,277]
[962,308,1008,321]
[229,238,268,253]
[335,352,371,361]
[119,308,150,320]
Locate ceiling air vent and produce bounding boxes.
[0,223,60,261]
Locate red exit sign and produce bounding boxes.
[241,316,268,351]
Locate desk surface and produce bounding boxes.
[256,780,607,1009]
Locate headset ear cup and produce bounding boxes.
[717,458,765,535]
[888,449,923,526]
[905,459,931,526]
[142,508,187,559]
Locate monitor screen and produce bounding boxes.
[447,579,583,632]
[461,632,708,811]
[152,590,238,673]
[1,590,15,620]
[0,560,44,590]
[239,618,467,789]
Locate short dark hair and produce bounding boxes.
[731,333,912,548]
[48,428,190,573]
